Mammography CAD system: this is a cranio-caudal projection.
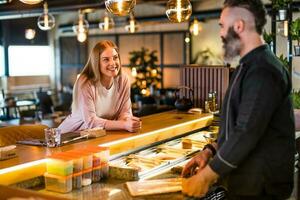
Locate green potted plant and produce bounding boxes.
[263,30,274,51]
[277,54,289,69]
[290,18,300,56]
[292,90,300,131]
[129,47,162,97]
[270,0,292,21]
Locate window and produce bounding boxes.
[8,45,53,76]
[0,46,5,76]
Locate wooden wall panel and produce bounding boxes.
[180,65,229,109]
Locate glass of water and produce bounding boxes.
[44,128,61,147]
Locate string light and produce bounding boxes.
[37,2,55,31]
[73,10,89,43]
[105,0,136,16]
[19,0,42,4]
[25,29,36,40]
[166,0,192,23]
[125,14,138,33]
[189,18,202,36]
[99,12,114,31]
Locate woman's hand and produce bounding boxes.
[123,116,142,132]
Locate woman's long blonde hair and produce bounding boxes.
[72,40,121,111]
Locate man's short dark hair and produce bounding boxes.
[224,0,267,35]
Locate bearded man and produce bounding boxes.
[182,0,295,199]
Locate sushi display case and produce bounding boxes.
[109,126,219,181]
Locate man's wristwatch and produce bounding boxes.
[203,143,216,156]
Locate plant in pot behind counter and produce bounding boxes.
[263,30,274,51]
[292,90,300,131]
[270,0,292,21]
[174,86,193,111]
[277,54,289,69]
[290,18,300,56]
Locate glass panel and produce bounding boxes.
[119,34,161,65]
[163,33,184,65]
[8,45,53,76]
[0,45,5,76]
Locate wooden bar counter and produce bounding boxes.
[0,110,213,186]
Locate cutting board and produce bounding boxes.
[126,178,182,196]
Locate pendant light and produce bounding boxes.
[125,14,138,33]
[19,0,43,5]
[37,2,55,31]
[73,10,89,43]
[189,18,202,36]
[99,12,114,31]
[105,0,136,16]
[166,0,192,23]
[25,29,36,40]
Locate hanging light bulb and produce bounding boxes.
[185,37,190,43]
[166,0,192,23]
[105,0,136,16]
[131,67,137,77]
[73,10,89,43]
[125,14,138,33]
[25,29,36,40]
[77,32,87,43]
[37,2,55,31]
[99,12,115,31]
[189,18,202,36]
[19,0,43,4]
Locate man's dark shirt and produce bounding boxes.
[209,45,295,198]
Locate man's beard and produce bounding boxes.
[221,27,242,62]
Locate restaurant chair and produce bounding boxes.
[36,90,54,115]
[19,109,42,125]
[0,124,48,146]
[54,92,72,112]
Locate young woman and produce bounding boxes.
[58,40,141,133]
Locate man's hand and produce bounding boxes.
[181,148,213,178]
[182,165,219,198]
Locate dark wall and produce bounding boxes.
[2,17,48,46]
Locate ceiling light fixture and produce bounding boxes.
[185,37,190,43]
[125,14,138,33]
[189,18,202,36]
[19,0,43,5]
[105,0,136,16]
[166,0,192,23]
[37,2,55,31]
[0,0,12,4]
[73,10,89,43]
[25,29,36,40]
[99,12,114,31]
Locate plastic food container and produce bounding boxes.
[83,147,101,167]
[47,154,73,176]
[84,146,110,167]
[82,168,92,186]
[60,152,83,173]
[72,171,82,189]
[92,165,101,183]
[44,172,72,193]
[98,146,110,164]
[69,150,93,170]
[101,163,109,179]
[86,146,110,179]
